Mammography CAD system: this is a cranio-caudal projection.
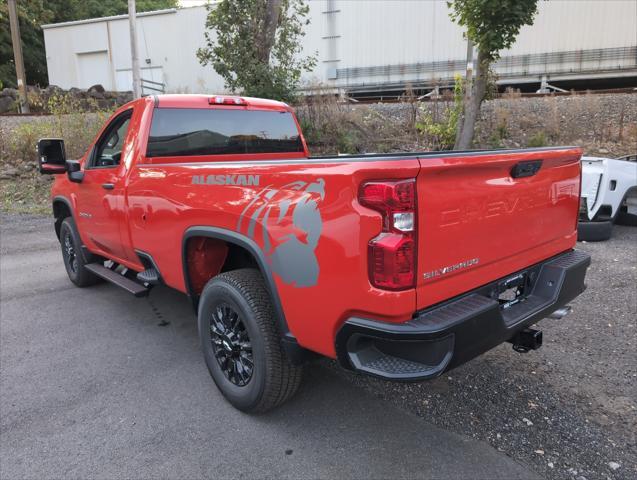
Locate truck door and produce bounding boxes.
[75,109,133,262]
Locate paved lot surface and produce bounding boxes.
[331,226,637,480]
[0,214,539,479]
[2,215,635,480]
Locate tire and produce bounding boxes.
[59,217,102,287]
[577,220,613,242]
[198,269,303,413]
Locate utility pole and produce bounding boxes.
[128,0,142,98]
[7,0,30,113]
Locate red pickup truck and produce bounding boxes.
[38,94,590,412]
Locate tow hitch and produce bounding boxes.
[509,328,543,353]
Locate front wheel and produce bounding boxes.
[198,269,303,413]
[59,217,102,287]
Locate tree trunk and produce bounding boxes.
[256,0,283,64]
[454,49,490,150]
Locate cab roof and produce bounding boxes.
[153,94,293,111]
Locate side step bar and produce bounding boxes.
[85,263,149,297]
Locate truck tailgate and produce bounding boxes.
[416,147,582,310]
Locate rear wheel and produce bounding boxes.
[59,217,102,287]
[198,269,303,413]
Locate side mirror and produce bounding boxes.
[66,160,84,183]
[37,138,67,174]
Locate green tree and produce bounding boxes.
[0,0,177,89]
[197,0,316,102]
[448,0,538,149]
[0,1,51,88]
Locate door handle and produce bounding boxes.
[511,160,543,178]
[102,183,115,190]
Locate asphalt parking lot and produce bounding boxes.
[1,214,635,479]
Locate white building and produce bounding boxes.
[41,0,637,96]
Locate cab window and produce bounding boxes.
[146,108,304,158]
[91,110,133,168]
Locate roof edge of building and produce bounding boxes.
[41,8,178,30]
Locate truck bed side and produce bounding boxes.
[127,156,420,357]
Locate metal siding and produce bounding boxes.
[43,2,637,93]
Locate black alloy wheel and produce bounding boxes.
[62,230,78,274]
[210,303,254,387]
[59,217,102,287]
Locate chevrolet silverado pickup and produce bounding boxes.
[37,94,591,412]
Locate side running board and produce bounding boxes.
[85,263,149,297]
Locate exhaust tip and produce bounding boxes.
[548,305,573,320]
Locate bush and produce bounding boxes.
[295,91,367,154]
[296,80,468,155]
[527,131,548,147]
[415,77,463,150]
[1,101,113,214]
[1,112,110,166]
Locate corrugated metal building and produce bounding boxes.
[41,0,637,96]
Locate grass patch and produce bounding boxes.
[0,172,52,215]
[0,104,113,215]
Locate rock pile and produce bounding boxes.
[0,85,133,114]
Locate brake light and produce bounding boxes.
[209,96,247,106]
[359,179,417,290]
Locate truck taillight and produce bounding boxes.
[359,179,416,290]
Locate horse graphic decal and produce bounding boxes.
[237,179,325,287]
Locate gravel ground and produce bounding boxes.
[329,225,637,480]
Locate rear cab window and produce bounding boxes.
[146,108,305,159]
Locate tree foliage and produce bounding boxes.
[448,0,538,61]
[448,0,539,149]
[197,0,316,102]
[0,0,177,88]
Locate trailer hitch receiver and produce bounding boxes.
[509,328,543,353]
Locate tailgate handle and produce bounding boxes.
[511,160,542,178]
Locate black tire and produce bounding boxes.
[198,269,303,413]
[59,217,102,287]
[577,220,613,242]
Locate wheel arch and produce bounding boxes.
[621,185,637,203]
[52,195,74,239]
[182,226,292,340]
[610,185,637,221]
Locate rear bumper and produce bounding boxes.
[335,249,591,381]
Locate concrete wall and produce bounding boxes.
[42,1,637,94]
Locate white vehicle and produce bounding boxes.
[578,154,637,241]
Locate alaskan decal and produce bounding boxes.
[192,174,260,186]
[237,179,325,288]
